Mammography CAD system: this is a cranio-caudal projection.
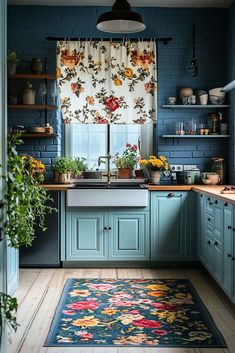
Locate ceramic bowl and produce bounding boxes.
[209,95,225,105]
[209,87,225,97]
[202,179,213,185]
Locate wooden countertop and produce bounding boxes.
[42,183,235,204]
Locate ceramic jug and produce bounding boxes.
[22,81,36,105]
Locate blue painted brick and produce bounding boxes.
[33,145,46,151]
[41,152,60,158]
[46,145,61,152]
[193,151,204,158]
[170,152,193,158]
[39,158,51,164]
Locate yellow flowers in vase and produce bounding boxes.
[139,155,168,184]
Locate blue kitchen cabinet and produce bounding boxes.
[66,208,149,261]
[7,244,19,295]
[223,203,234,297]
[66,211,108,260]
[110,211,149,260]
[150,192,192,261]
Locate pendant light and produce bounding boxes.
[96,0,146,34]
[188,24,198,77]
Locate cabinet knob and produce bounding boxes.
[108,226,112,230]
[208,218,211,222]
[208,197,210,201]
[207,240,211,245]
[209,202,213,206]
[214,200,218,204]
[167,193,175,198]
[228,225,232,229]
[232,257,235,261]
[214,241,218,246]
[228,253,232,258]
[224,202,228,207]
[200,194,203,197]
[104,227,108,230]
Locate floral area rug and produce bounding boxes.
[44,278,226,347]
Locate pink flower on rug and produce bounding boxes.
[132,319,161,328]
[67,300,100,310]
[62,310,76,315]
[87,283,115,291]
[75,331,93,341]
[138,298,153,304]
[152,329,168,336]
[112,292,133,299]
[151,302,180,311]
[111,300,138,307]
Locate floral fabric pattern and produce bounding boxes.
[45,279,226,347]
[56,41,157,124]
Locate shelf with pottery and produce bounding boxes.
[19,132,57,138]
[8,104,57,110]
[8,73,57,80]
[162,104,230,109]
[161,134,230,138]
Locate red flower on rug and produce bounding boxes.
[151,302,179,311]
[67,301,100,310]
[132,319,161,328]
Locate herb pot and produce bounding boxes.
[58,173,73,184]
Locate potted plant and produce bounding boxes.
[52,156,74,183]
[71,157,87,179]
[139,155,168,184]
[7,50,19,75]
[113,143,139,179]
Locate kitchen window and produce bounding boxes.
[65,124,153,170]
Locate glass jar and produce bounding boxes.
[211,157,225,184]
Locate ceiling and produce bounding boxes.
[7,0,233,7]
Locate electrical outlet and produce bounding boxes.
[170,164,183,171]
[183,165,197,171]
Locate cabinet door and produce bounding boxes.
[197,193,206,262]
[223,205,233,296]
[109,211,149,260]
[66,211,108,260]
[204,235,214,272]
[213,239,223,283]
[214,199,223,243]
[151,192,190,261]
[7,245,19,295]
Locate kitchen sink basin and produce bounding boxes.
[72,183,147,189]
[67,186,148,207]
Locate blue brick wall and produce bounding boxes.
[8,5,229,180]
[228,2,235,184]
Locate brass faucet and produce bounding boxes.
[98,155,116,186]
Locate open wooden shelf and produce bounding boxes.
[20,133,57,138]
[8,73,57,80]
[162,104,230,109]
[162,134,230,138]
[8,104,57,110]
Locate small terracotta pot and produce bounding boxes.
[117,167,133,179]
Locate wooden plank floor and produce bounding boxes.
[8,268,235,353]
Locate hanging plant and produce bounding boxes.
[0,292,18,334]
[2,133,57,248]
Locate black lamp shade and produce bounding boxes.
[96,0,146,34]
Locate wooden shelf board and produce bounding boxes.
[20,133,57,138]
[8,73,57,80]
[8,104,57,110]
[162,104,230,109]
[161,134,230,138]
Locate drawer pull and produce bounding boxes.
[104,227,108,230]
[208,197,210,201]
[209,202,213,206]
[208,218,211,222]
[200,194,203,197]
[232,257,235,261]
[224,202,228,207]
[214,200,218,204]
[228,225,232,229]
[167,193,175,198]
[108,226,112,230]
[214,241,218,246]
[207,240,211,245]
[228,253,232,257]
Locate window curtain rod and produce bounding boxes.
[46,36,172,44]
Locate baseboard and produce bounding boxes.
[62,261,200,268]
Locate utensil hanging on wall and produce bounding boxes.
[189,24,198,77]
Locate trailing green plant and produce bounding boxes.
[7,50,19,64]
[0,292,18,332]
[2,133,57,248]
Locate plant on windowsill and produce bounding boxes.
[113,143,140,179]
[139,155,168,184]
[52,156,74,183]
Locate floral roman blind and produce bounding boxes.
[56,40,157,124]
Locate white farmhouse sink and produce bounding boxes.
[67,187,148,207]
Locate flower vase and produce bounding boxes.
[148,170,161,184]
[117,167,133,179]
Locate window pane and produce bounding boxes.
[65,124,107,170]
